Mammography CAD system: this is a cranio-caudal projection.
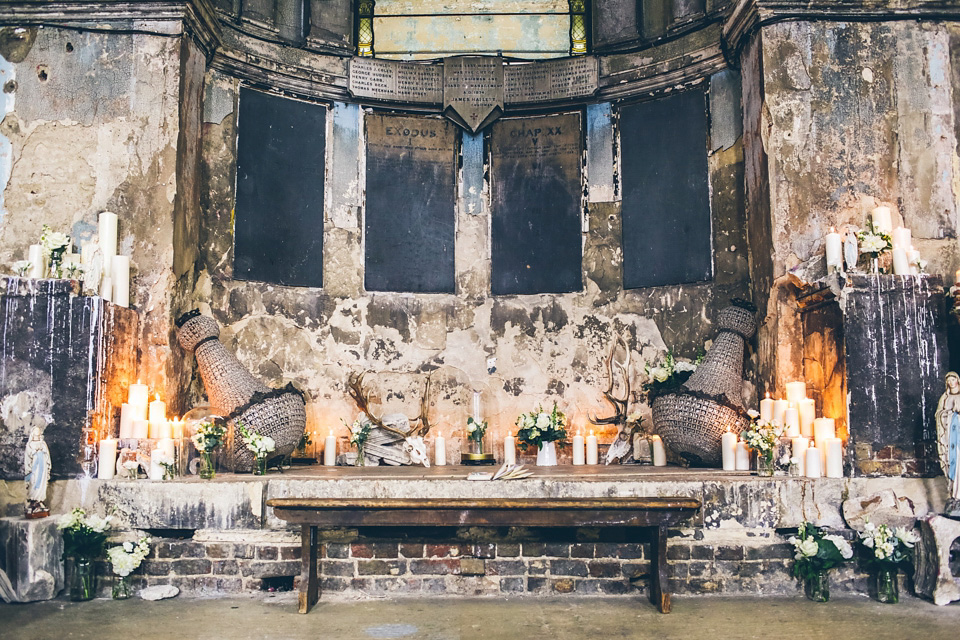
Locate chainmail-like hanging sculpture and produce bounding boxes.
[176,310,306,472]
[652,300,757,466]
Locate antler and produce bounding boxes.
[589,334,631,427]
[347,371,432,438]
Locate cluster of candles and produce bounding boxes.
[96,381,185,481]
[824,205,923,276]
[722,381,844,478]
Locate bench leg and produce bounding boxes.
[650,524,671,613]
[299,525,319,614]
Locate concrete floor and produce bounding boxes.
[3,593,959,640]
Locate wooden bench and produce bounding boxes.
[266,496,701,614]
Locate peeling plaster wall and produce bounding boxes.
[751,19,960,394]
[0,26,203,411]
[194,69,752,454]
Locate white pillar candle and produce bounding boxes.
[572,431,585,465]
[132,418,149,440]
[759,395,774,424]
[503,435,516,465]
[785,381,806,405]
[171,418,184,440]
[111,255,130,307]
[798,398,816,437]
[99,276,112,302]
[324,431,336,466]
[872,206,892,234]
[98,211,118,276]
[784,407,800,438]
[149,395,166,424]
[825,228,843,271]
[805,447,823,478]
[650,435,667,467]
[128,381,149,416]
[825,438,844,478]
[118,403,135,439]
[892,246,909,275]
[586,431,599,465]
[891,226,911,250]
[153,420,172,440]
[813,417,836,446]
[772,398,789,427]
[27,244,45,278]
[434,433,446,466]
[97,438,118,480]
[722,430,738,470]
[791,436,809,476]
[735,440,750,471]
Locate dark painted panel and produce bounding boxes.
[490,113,583,295]
[364,115,457,293]
[234,87,326,288]
[593,0,640,50]
[620,89,712,289]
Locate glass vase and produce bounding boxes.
[69,557,96,601]
[756,454,775,477]
[199,450,217,480]
[112,574,132,600]
[875,567,899,604]
[804,569,829,602]
[536,441,557,466]
[469,436,484,456]
[253,455,267,476]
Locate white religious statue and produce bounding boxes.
[935,371,960,514]
[23,426,52,519]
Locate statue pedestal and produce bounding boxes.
[0,516,63,602]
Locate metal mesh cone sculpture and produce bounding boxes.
[176,310,306,472]
[652,300,757,466]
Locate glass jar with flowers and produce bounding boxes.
[41,224,71,278]
[57,508,113,601]
[515,403,567,466]
[857,221,893,274]
[858,522,919,604]
[788,522,854,602]
[107,535,151,600]
[347,415,373,466]
[237,421,276,475]
[191,419,227,480]
[741,411,784,476]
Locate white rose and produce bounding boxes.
[536,414,551,430]
[123,541,134,552]
[894,527,918,547]
[747,409,760,419]
[652,367,670,383]
[674,361,697,373]
[797,538,819,558]
[824,534,853,559]
[467,422,476,433]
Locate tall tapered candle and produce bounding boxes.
[504,435,516,465]
[586,431,599,465]
[735,441,750,471]
[759,394,774,424]
[434,432,446,466]
[97,438,118,480]
[324,430,336,466]
[572,431,585,465]
[772,399,789,426]
[722,429,737,470]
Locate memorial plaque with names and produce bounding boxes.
[349,57,442,104]
[443,56,504,133]
[364,115,456,293]
[490,113,583,295]
[504,56,598,105]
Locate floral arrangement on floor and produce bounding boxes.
[515,402,567,451]
[347,414,373,466]
[107,535,151,600]
[859,522,919,567]
[58,508,113,561]
[643,349,704,400]
[857,221,893,262]
[789,522,854,601]
[466,416,487,444]
[192,420,227,479]
[237,420,276,475]
[742,409,784,474]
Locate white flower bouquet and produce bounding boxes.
[346,414,373,466]
[515,402,567,451]
[859,522,918,568]
[788,522,853,582]
[107,536,151,577]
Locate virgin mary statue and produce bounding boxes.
[23,426,51,519]
[935,372,960,512]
